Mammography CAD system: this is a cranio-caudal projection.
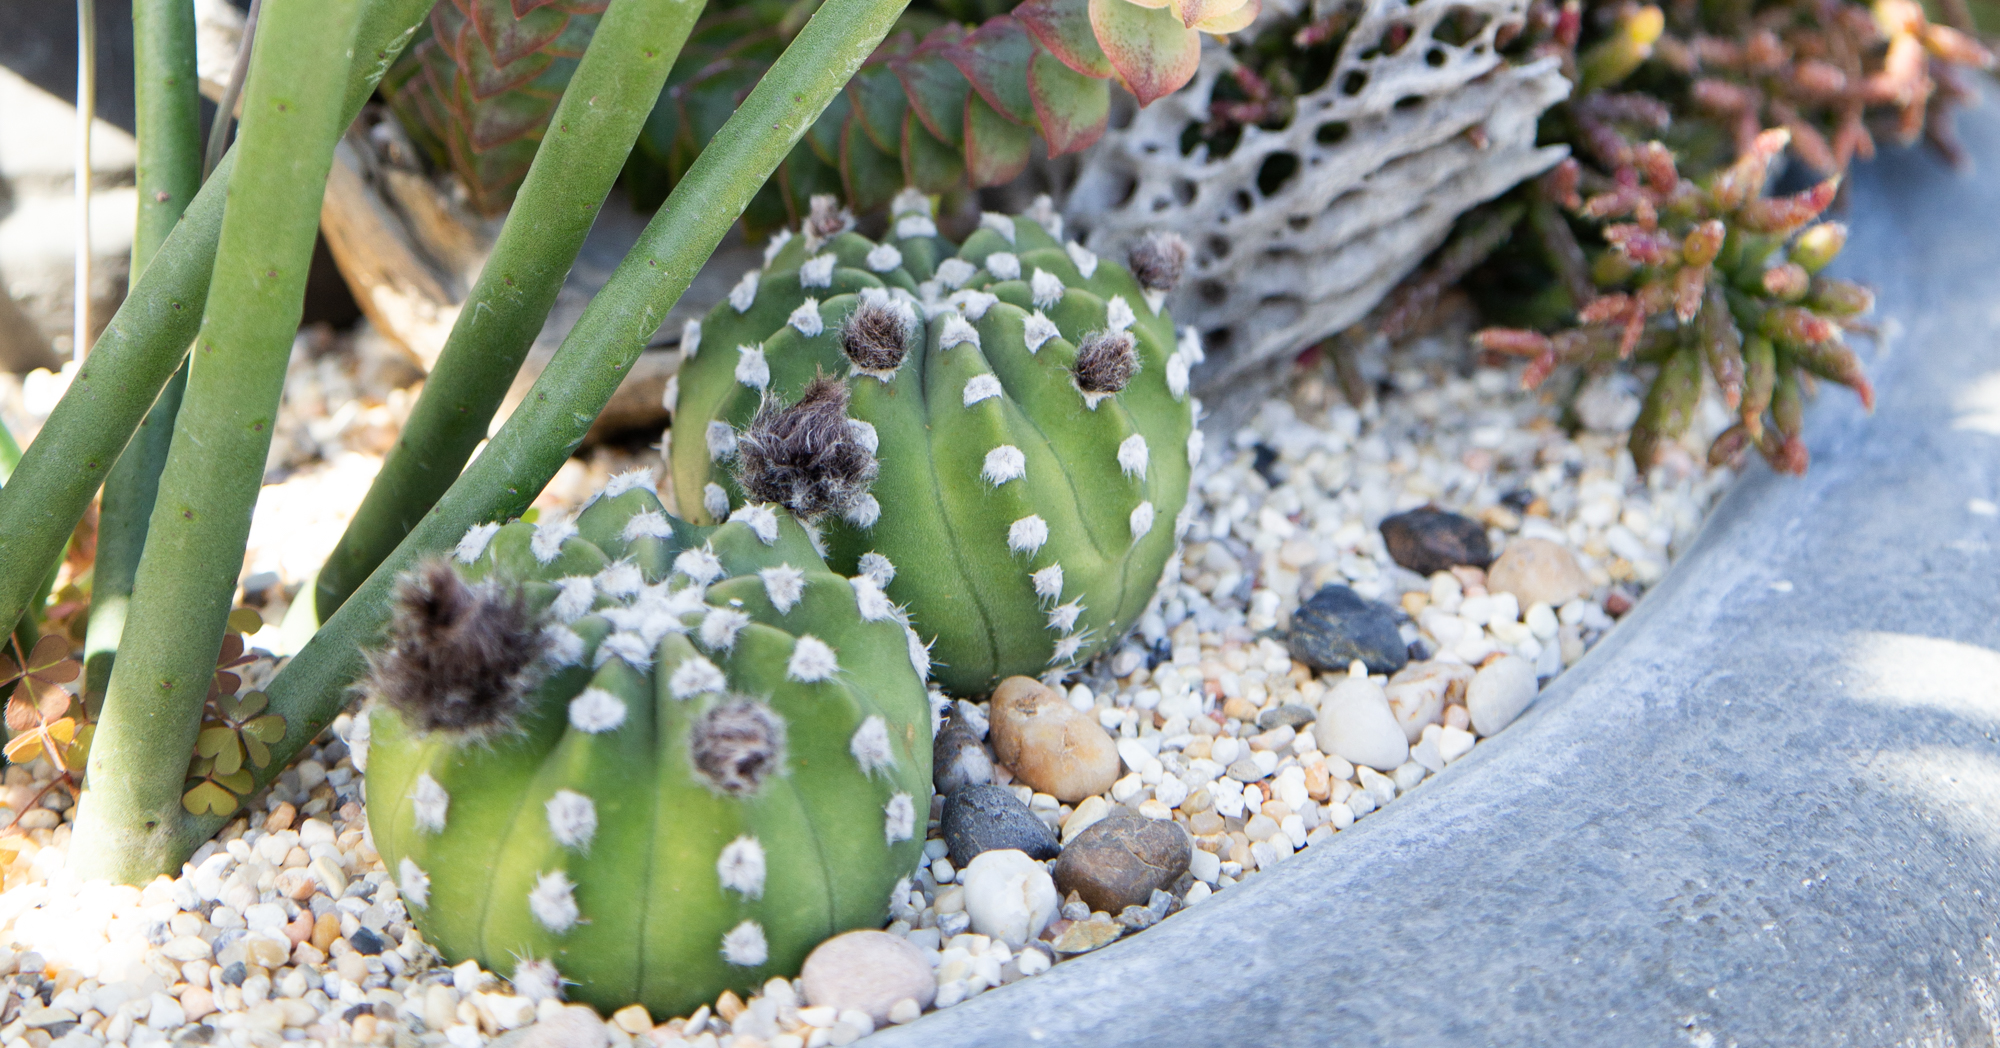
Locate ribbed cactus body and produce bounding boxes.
[363,480,932,1018]
[669,197,1198,695]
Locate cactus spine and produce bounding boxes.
[361,473,933,1018]
[668,194,1199,695]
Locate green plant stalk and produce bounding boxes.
[69,0,368,883]
[311,0,711,624]
[0,0,434,646]
[208,0,916,852]
[0,415,18,482]
[85,0,204,701]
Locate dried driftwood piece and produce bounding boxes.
[1065,0,1571,409]
[317,118,759,440]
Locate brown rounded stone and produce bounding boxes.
[1485,537,1589,608]
[1052,813,1192,913]
[988,676,1120,803]
[1379,507,1493,575]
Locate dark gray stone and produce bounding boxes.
[1287,584,1408,674]
[933,717,994,795]
[347,927,385,955]
[863,88,2000,1048]
[941,784,1059,866]
[1256,704,1318,731]
[1378,507,1492,575]
[1051,814,1191,913]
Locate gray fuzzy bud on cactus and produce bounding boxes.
[667,192,1200,695]
[360,471,933,1018]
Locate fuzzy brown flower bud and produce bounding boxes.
[840,297,914,375]
[691,699,788,796]
[1128,232,1191,291]
[1073,331,1138,395]
[364,560,549,738]
[734,375,880,519]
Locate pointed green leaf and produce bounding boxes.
[806,90,854,168]
[964,92,1033,186]
[892,28,972,149]
[469,0,571,67]
[902,109,966,192]
[1029,49,1111,155]
[841,114,904,213]
[1087,0,1200,107]
[1016,0,1114,78]
[847,64,910,156]
[944,16,1037,125]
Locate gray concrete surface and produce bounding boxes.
[866,91,2000,1048]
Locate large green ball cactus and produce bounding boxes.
[359,473,933,1018]
[667,192,1201,695]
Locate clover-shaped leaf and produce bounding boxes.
[227,608,264,636]
[4,717,75,766]
[241,715,286,768]
[182,780,239,817]
[0,635,79,691]
[198,724,246,777]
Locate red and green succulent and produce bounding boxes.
[384,0,1257,223]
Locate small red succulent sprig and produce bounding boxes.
[1478,128,1876,475]
[1666,0,1996,171]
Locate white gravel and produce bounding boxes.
[0,321,1739,1046]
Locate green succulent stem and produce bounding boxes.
[310,0,713,625]
[70,0,375,883]
[224,0,917,853]
[84,0,204,701]
[0,0,433,649]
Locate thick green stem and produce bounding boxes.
[311,0,710,623]
[216,0,913,850]
[68,0,369,883]
[0,0,433,646]
[85,0,204,701]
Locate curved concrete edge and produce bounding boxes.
[864,89,2000,1048]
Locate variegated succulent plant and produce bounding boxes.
[384,0,1257,224]
[381,0,609,216]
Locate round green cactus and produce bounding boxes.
[667,192,1201,696]
[359,472,933,1018]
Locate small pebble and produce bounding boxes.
[1287,585,1409,675]
[800,931,936,1025]
[988,677,1120,802]
[941,784,1060,866]
[1052,814,1191,914]
[959,849,1058,948]
[1466,655,1539,736]
[1314,676,1410,771]
[1485,538,1588,608]
[932,717,994,796]
[1379,507,1493,575]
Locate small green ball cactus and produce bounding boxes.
[359,472,933,1018]
[668,192,1201,695]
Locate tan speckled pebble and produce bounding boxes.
[988,677,1120,802]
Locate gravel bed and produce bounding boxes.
[0,321,1737,1048]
